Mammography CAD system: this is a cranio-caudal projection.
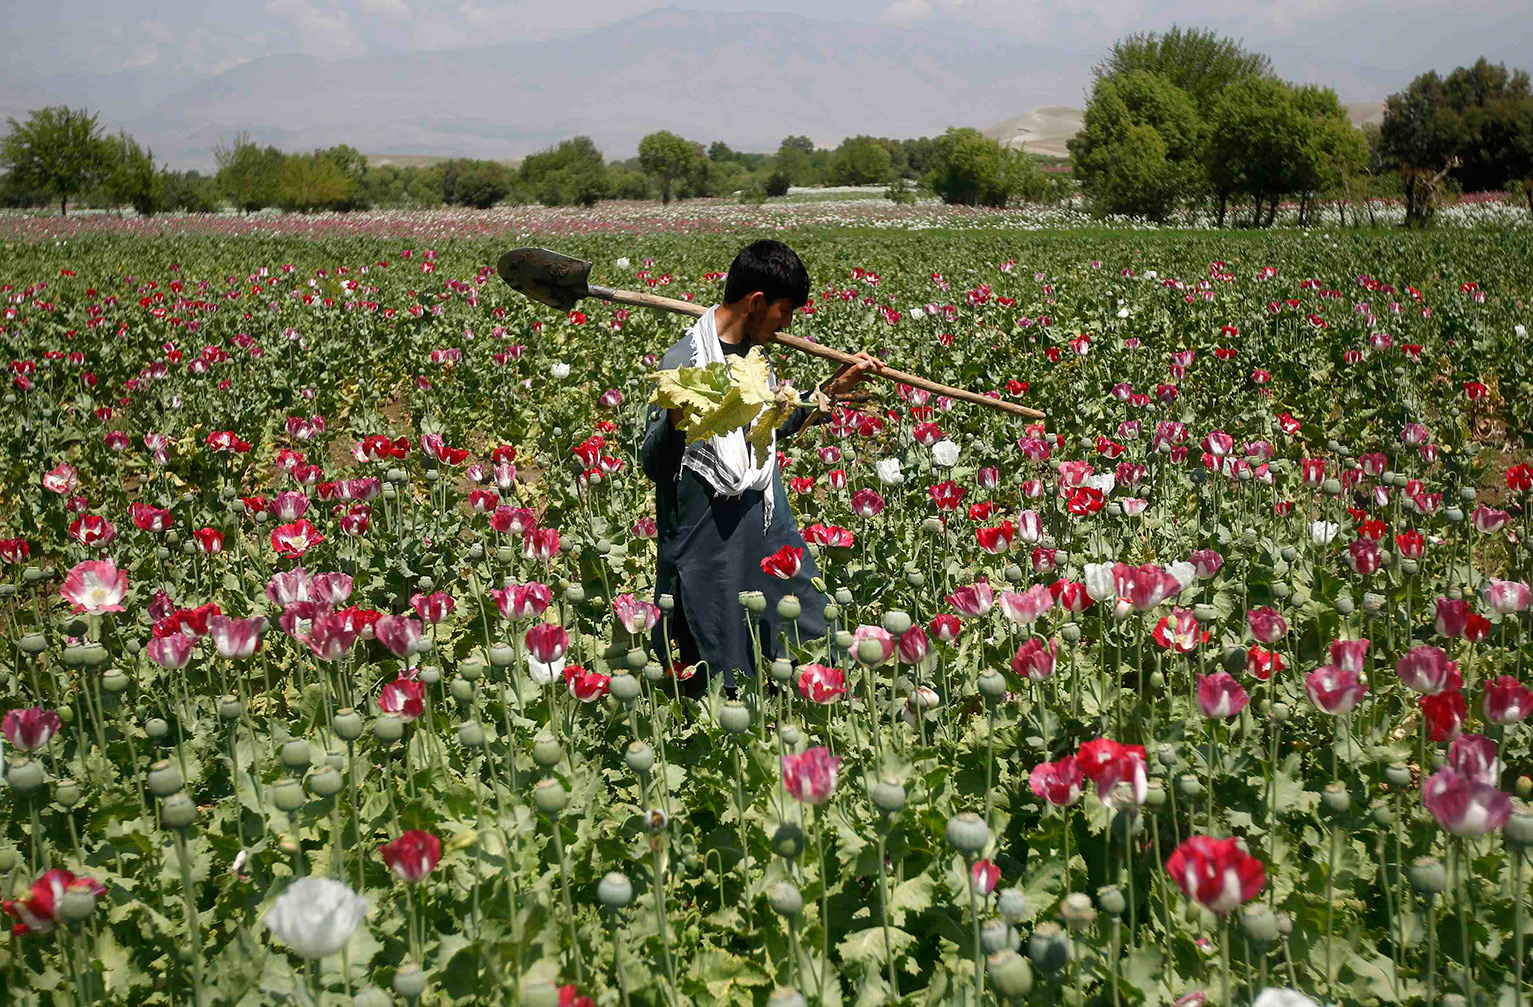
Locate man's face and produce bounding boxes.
[743,294,796,344]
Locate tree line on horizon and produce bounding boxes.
[1071,28,1533,226]
[2,28,1529,225]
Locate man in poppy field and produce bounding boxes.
[640,240,880,693]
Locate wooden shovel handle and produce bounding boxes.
[589,284,1046,420]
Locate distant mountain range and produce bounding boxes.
[1,9,1095,171]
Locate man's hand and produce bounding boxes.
[820,351,884,400]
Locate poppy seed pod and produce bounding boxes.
[1144,781,1167,809]
[835,630,855,651]
[1157,745,1178,768]
[741,591,766,613]
[374,713,405,744]
[1369,801,1393,827]
[906,570,926,588]
[487,645,514,667]
[768,880,804,916]
[658,593,675,612]
[1505,807,1533,846]
[822,602,841,623]
[946,812,991,855]
[1096,885,1125,917]
[54,779,82,807]
[1061,624,1081,642]
[6,758,45,793]
[533,778,568,816]
[597,871,634,909]
[217,695,243,720]
[449,677,476,703]
[1446,506,1464,524]
[459,653,486,679]
[780,725,802,748]
[148,760,183,797]
[610,672,641,703]
[770,658,794,683]
[1028,921,1070,973]
[777,595,802,621]
[1270,702,1292,723]
[57,883,101,924]
[871,779,907,814]
[161,791,197,829]
[1321,478,1343,496]
[1408,856,1447,894]
[997,887,1027,923]
[280,739,311,770]
[719,700,752,735]
[146,716,170,739]
[1384,762,1412,787]
[532,732,564,767]
[1321,783,1351,816]
[1004,563,1026,582]
[309,765,344,798]
[353,987,392,1007]
[101,667,129,692]
[1177,774,1203,797]
[496,545,516,564]
[1334,595,1355,616]
[625,647,646,670]
[856,638,887,665]
[965,898,1011,948]
[18,634,47,655]
[63,645,86,667]
[988,949,1034,999]
[977,670,1007,700]
[771,823,806,861]
[0,848,18,871]
[624,741,654,775]
[1519,776,1533,798]
[1193,603,1217,622]
[392,964,427,1001]
[273,777,306,813]
[1242,904,1279,946]
[768,987,809,1007]
[883,610,913,636]
[566,584,586,604]
[451,720,483,748]
[835,587,854,606]
[1061,893,1096,930]
[1271,583,1290,599]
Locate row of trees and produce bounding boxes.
[1070,29,1371,224]
[1070,28,1533,225]
[0,107,1062,213]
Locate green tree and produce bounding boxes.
[708,141,734,162]
[1,106,109,215]
[316,144,370,210]
[517,137,608,207]
[214,132,284,213]
[1071,70,1203,220]
[158,169,220,212]
[1379,72,1467,225]
[829,136,893,185]
[442,158,513,208]
[638,130,698,204]
[925,127,1047,207]
[1096,26,1273,113]
[774,135,817,186]
[277,153,352,212]
[101,130,161,216]
[1441,59,1532,193]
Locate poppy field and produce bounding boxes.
[3,214,1533,1007]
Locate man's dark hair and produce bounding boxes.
[723,240,810,309]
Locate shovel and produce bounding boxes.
[497,247,1045,420]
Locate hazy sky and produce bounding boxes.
[8,0,1528,101]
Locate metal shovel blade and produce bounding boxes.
[495,247,593,312]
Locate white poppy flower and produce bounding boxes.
[876,458,904,485]
[263,878,367,959]
[931,440,959,467]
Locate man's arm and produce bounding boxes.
[640,402,685,482]
[783,351,884,438]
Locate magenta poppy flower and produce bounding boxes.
[1165,836,1265,914]
[2,708,62,752]
[379,830,441,883]
[782,746,841,805]
[797,663,846,704]
[1029,756,1083,806]
[1422,766,1510,836]
[1196,672,1249,720]
[60,559,127,615]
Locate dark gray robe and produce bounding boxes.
[640,331,830,690]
